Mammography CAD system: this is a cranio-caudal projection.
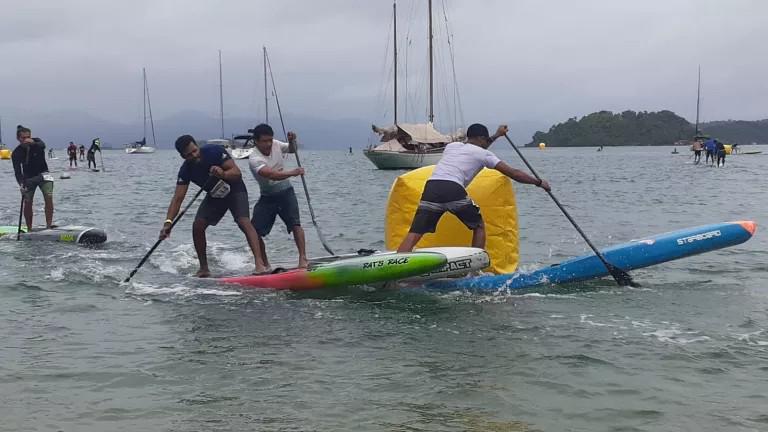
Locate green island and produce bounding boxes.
[526,110,768,147]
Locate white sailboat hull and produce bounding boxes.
[231,148,255,159]
[363,149,443,170]
[125,146,156,154]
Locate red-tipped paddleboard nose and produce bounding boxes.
[736,220,757,236]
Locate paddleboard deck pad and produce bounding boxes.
[426,221,756,293]
[219,247,489,290]
[0,225,107,244]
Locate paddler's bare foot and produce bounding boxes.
[298,257,309,269]
[252,266,270,276]
[195,269,211,278]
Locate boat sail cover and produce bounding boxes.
[371,122,453,149]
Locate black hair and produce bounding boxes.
[16,125,31,137]
[466,123,490,138]
[250,124,274,141]
[175,134,196,154]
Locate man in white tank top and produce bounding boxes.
[398,123,551,252]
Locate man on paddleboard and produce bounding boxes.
[247,124,308,269]
[12,125,55,230]
[67,141,78,167]
[160,135,268,277]
[86,138,100,169]
[398,123,551,252]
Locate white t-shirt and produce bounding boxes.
[430,142,501,187]
[248,139,293,195]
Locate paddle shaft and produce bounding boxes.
[123,184,207,283]
[265,48,335,255]
[503,134,638,287]
[17,142,32,240]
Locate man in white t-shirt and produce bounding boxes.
[247,123,308,269]
[398,123,551,252]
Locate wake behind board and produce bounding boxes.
[0,225,107,244]
[426,221,756,293]
[219,247,489,290]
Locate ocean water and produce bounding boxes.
[0,146,766,432]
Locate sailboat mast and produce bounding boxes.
[0,116,3,144]
[142,68,147,142]
[219,50,225,138]
[694,65,701,136]
[428,0,434,123]
[393,1,398,125]
[263,46,269,124]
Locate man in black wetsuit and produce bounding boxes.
[11,125,55,230]
[160,135,267,277]
[87,138,101,169]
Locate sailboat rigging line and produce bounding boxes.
[145,69,157,147]
[441,0,464,129]
[264,49,335,255]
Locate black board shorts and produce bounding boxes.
[195,191,250,226]
[251,187,301,236]
[409,179,482,234]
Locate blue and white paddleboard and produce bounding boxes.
[425,221,757,292]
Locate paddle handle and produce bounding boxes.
[123,185,206,283]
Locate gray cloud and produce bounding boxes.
[0,0,766,146]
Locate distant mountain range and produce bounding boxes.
[1,110,545,150]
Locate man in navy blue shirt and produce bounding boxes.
[160,135,267,277]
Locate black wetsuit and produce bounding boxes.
[11,139,49,185]
[87,144,100,169]
[716,142,726,167]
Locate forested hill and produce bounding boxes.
[527,110,768,147]
[527,110,694,147]
[700,119,768,144]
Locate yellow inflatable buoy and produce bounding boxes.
[724,144,732,155]
[0,148,11,160]
[538,142,546,150]
[385,166,519,274]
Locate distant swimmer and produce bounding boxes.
[12,125,55,230]
[397,123,550,252]
[67,141,78,167]
[160,135,267,277]
[716,140,726,167]
[247,124,308,269]
[691,140,703,164]
[86,138,101,169]
[78,144,85,161]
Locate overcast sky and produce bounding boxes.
[1,0,766,136]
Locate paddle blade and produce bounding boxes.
[606,263,640,287]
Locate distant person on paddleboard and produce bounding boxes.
[247,124,308,269]
[691,140,703,164]
[704,138,716,165]
[86,138,100,169]
[716,140,726,167]
[78,144,85,161]
[12,125,55,230]
[160,135,268,277]
[67,141,78,167]
[397,123,551,253]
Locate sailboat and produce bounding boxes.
[364,0,463,170]
[126,68,157,154]
[231,46,270,160]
